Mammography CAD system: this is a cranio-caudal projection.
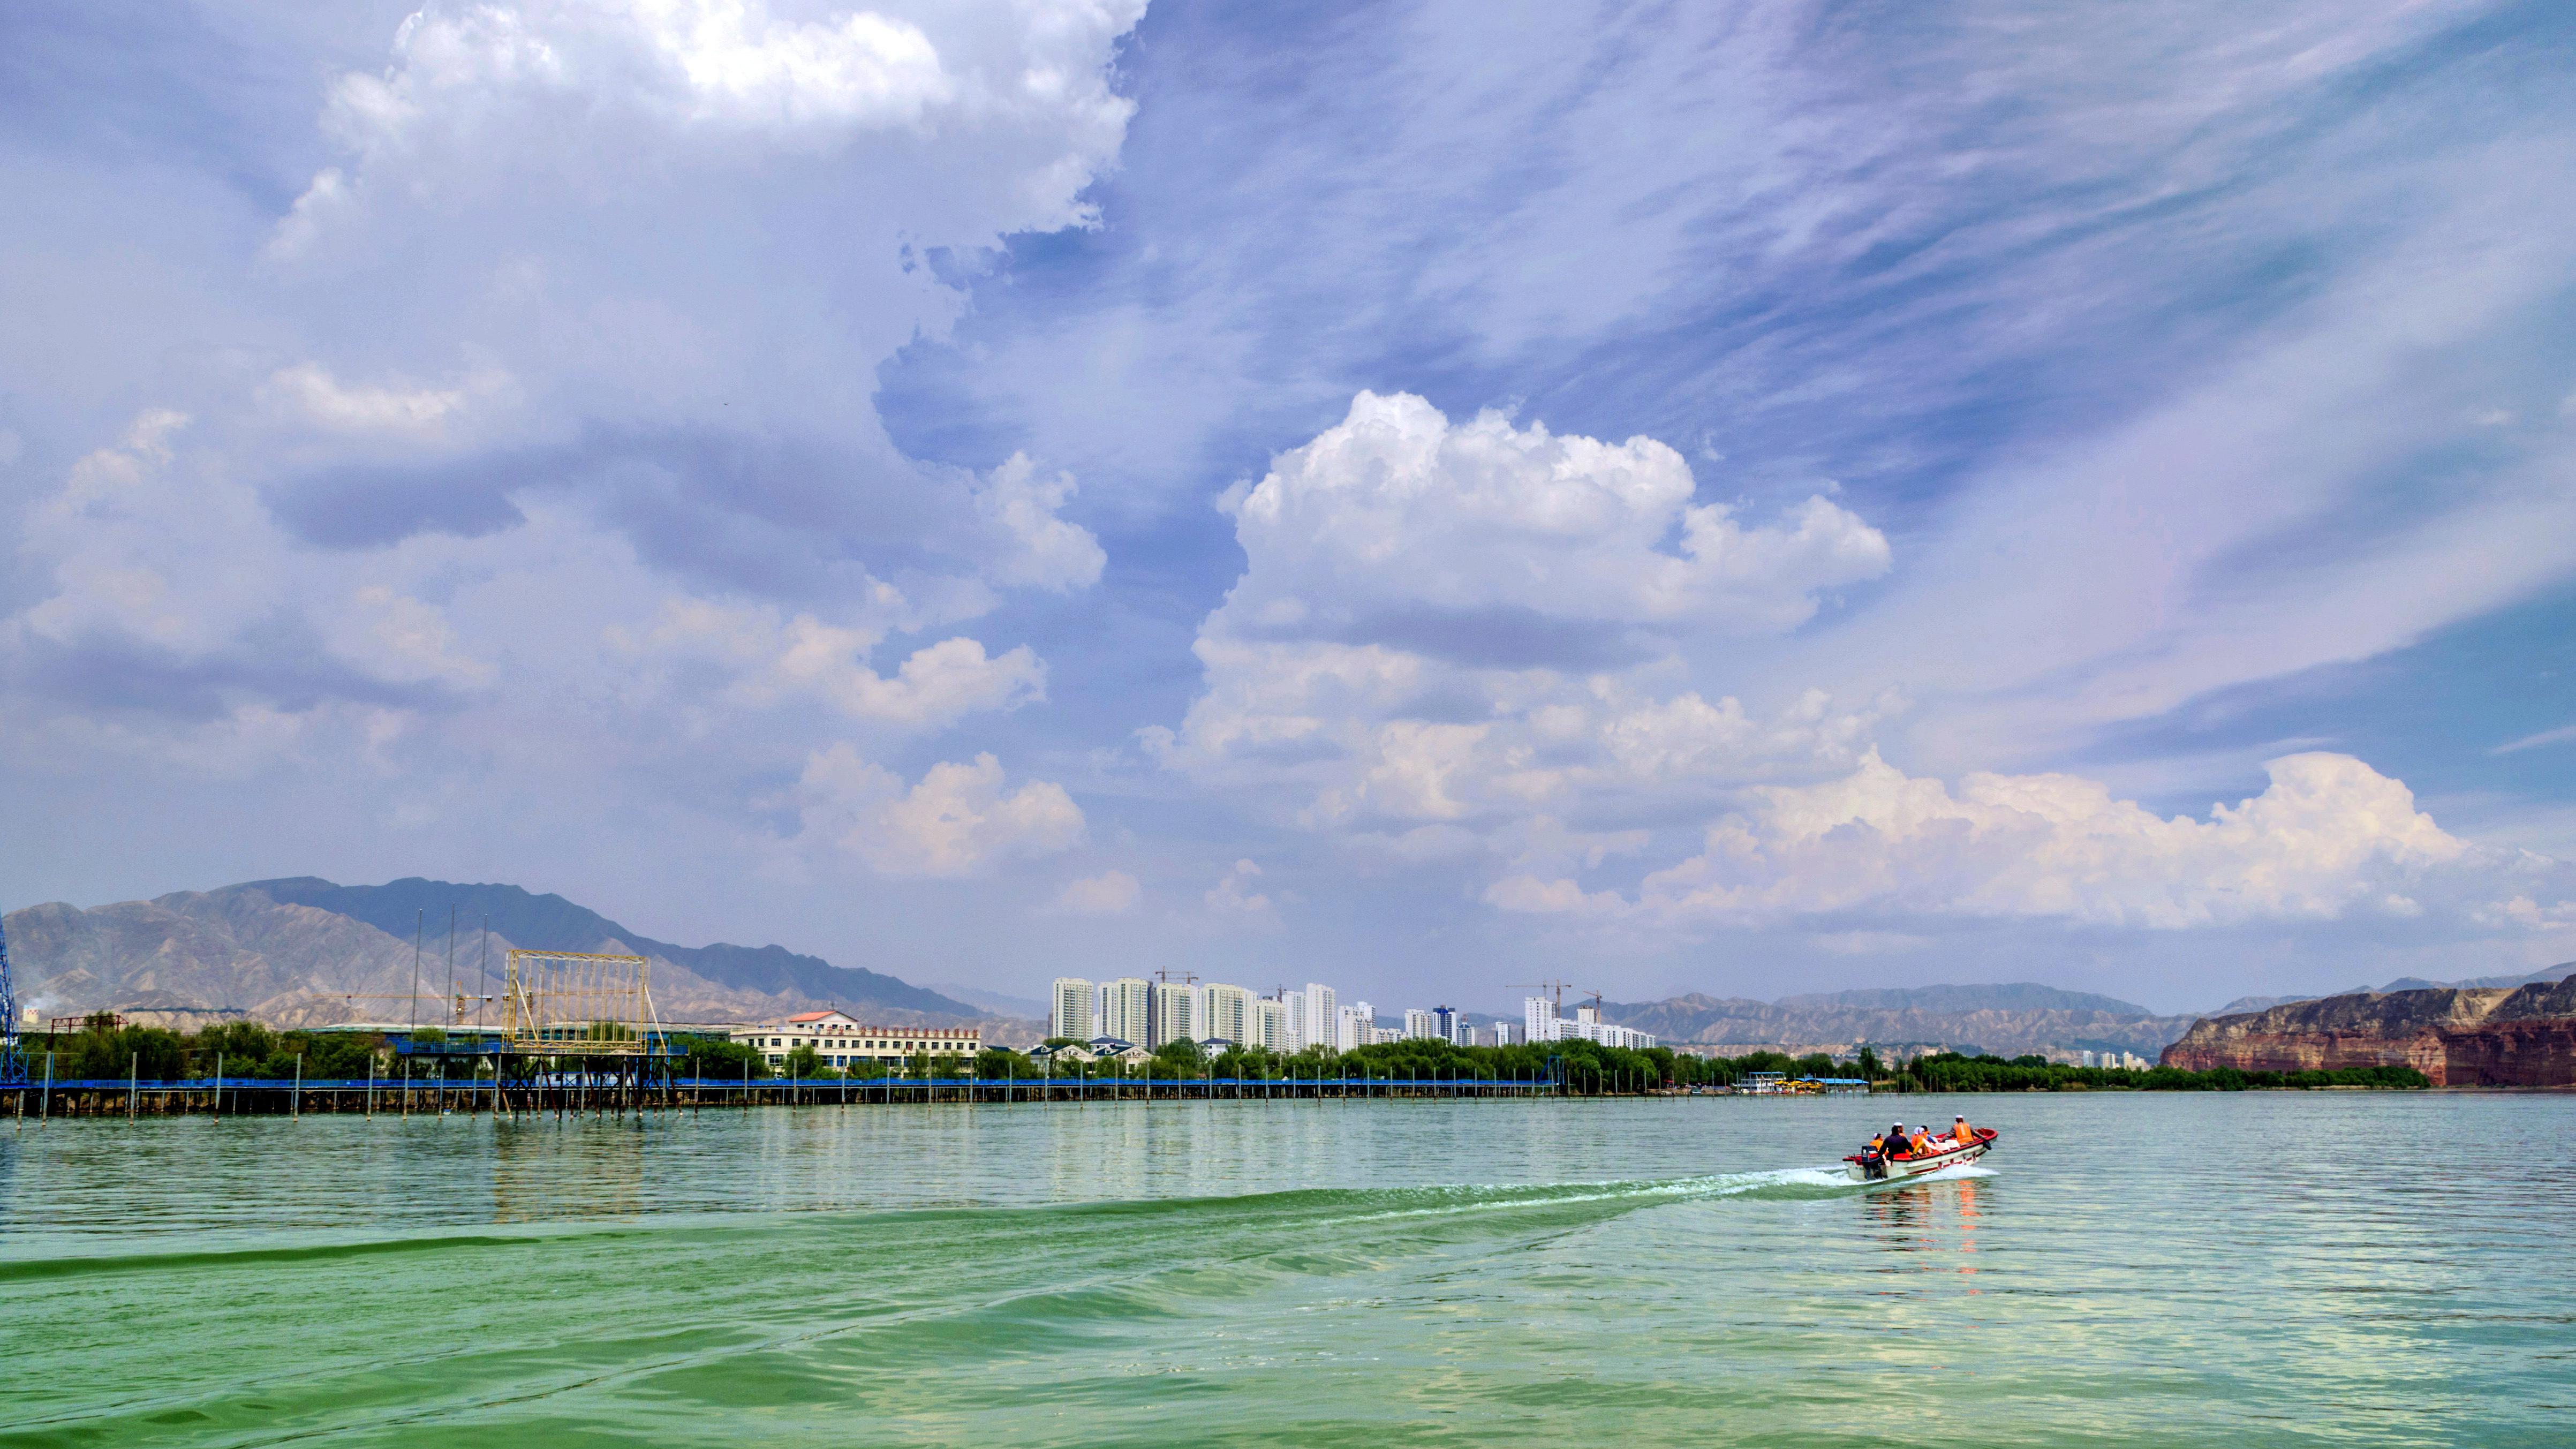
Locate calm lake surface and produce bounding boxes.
[1,1092,2567,1447]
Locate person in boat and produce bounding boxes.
[1869,1122,1909,1176]
[1910,1125,1933,1155]
[1952,1114,1975,1145]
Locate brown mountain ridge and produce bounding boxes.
[6,879,1038,1043]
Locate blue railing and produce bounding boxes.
[1,1074,1562,1092]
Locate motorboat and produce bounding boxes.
[1844,1127,1996,1182]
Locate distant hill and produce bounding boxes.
[5,876,1003,1035]
[926,983,1049,1020]
[1606,984,2197,1059]
[2166,976,2576,1086]
[240,878,975,1017]
[1605,967,2576,1061]
[1773,982,2155,1016]
[2199,962,2576,1018]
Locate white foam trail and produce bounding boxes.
[1769,1167,1861,1189]
[1306,1159,1999,1231]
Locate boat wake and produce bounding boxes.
[1293,1160,1999,1227]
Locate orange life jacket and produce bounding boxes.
[1954,1122,1974,1143]
[1909,1132,1930,1154]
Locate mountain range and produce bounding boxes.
[2207,962,2576,1016]
[1603,983,2201,1059]
[5,876,1036,1041]
[14,875,2566,1065]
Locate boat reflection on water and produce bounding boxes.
[1862,1173,1984,1290]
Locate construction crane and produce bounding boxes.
[1507,979,1578,1012]
[0,912,22,1088]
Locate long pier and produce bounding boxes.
[0,1071,1579,1119]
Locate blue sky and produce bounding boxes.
[4,1,2573,1013]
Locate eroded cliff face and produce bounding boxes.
[2162,978,2576,1086]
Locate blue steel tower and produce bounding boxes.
[0,911,22,1086]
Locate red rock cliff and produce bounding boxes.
[2161,978,2576,1086]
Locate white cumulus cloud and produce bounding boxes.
[1221,391,1887,633]
[791,744,1084,877]
[1157,393,1895,846]
[1054,869,1140,915]
[1204,858,1276,924]
[972,452,1106,592]
[256,363,506,437]
[641,598,1044,729]
[1490,751,2575,932]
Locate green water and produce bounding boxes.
[1,1093,2567,1446]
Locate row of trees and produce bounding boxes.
[720,1033,1786,1091]
[22,1018,2425,1093]
[23,1016,398,1083]
[1892,1051,2430,1092]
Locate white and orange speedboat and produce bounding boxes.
[1844,1127,1997,1182]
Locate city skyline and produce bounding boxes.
[1045,974,1649,1054]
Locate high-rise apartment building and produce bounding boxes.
[1403,1008,1437,1040]
[1302,984,1336,1052]
[1051,977,1096,1042]
[1524,995,1560,1043]
[1101,977,1151,1045]
[1279,990,1306,1051]
[1434,1005,1459,1043]
[1249,996,1289,1052]
[1335,1004,1368,1052]
[1203,983,1251,1045]
[1149,981,1201,1048]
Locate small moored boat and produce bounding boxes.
[1844,1127,1997,1182]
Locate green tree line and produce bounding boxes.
[20,1016,2427,1093]
[1892,1051,2428,1092]
[24,1016,391,1082]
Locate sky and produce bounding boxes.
[4,0,2574,1015]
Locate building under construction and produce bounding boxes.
[432,948,683,1114]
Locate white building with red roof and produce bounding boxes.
[729,1010,980,1069]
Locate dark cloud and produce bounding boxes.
[11,618,452,722]
[266,457,530,548]
[1279,604,1656,673]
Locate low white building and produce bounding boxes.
[1086,1036,1152,1066]
[730,1011,981,1069]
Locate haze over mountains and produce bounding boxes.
[1604,984,2200,1060]
[2209,963,2576,1017]
[6,877,1016,1037]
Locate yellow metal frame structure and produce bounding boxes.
[500,949,666,1056]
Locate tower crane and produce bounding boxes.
[1506,979,1578,1012]
[0,912,23,1088]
